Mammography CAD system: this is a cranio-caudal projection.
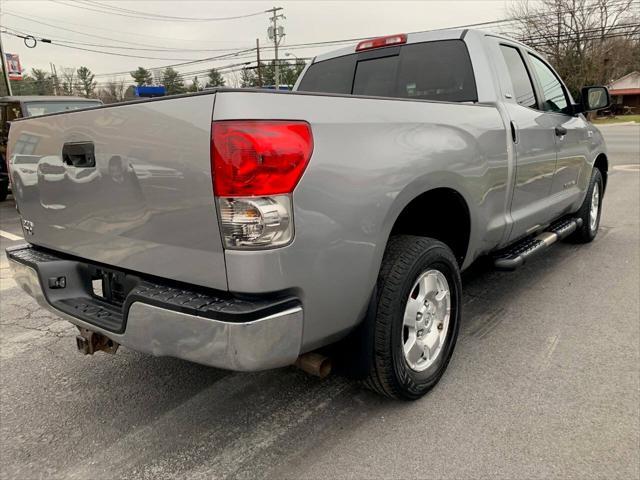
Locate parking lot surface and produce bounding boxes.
[1,125,638,479]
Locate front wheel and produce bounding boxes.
[569,168,603,243]
[364,236,461,400]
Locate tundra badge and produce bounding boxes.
[22,219,34,236]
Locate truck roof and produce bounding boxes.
[313,28,521,63]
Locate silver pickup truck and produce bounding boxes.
[6,29,609,399]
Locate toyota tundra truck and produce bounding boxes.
[5,29,609,399]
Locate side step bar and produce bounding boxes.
[493,217,583,271]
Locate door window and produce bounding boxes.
[527,54,569,113]
[499,45,537,109]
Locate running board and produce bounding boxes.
[493,217,583,271]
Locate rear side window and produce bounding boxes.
[296,55,354,94]
[394,40,477,102]
[298,39,477,102]
[499,45,537,109]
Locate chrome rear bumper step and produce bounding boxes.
[493,217,583,271]
[6,244,303,371]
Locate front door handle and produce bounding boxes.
[555,126,567,137]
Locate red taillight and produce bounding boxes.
[211,120,313,196]
[356,33,407,52]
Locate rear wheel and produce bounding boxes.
[569,168,603,243]
[364,235,461,400]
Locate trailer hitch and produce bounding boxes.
[75,327,119,355]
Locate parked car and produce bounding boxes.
[0,96,102,201]
[5,29,609,399]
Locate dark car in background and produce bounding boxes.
[0,96,102,201]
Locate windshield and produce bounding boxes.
[23,101,101,117]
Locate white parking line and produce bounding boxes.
[0,230,23,241]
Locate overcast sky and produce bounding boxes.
[1,0,516,86]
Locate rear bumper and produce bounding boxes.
[6,245,303,371]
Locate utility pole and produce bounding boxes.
[266,6,284,89]
[0,30,12,96]
[50,63,58,95]
[256,38,263,87]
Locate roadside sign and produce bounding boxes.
[5,53,22,80]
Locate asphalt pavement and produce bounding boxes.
[1,124,638,480]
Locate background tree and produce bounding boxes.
[206,67,226,87]
[131,66,153,86]
[96,79,127,104]
[280,59,307,88]
[161,67,185,95]
[507,0,640,97]
[188,76,201,92]
[76,66,96,97]
[9,74,34,95]
[61,68,76,96]
[31,69,54,95]
[240,68,257,88]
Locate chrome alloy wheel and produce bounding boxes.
[402,269,451,372]
[590,183,600,232]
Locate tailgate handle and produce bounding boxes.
[62,142,95,168]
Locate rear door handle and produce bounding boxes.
[554,126,567,137]
[62,142,95,168]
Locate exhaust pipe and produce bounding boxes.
[294,352,332,378]
[76,327,119,355]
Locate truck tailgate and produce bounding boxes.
[8,94,227,290]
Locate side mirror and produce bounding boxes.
[579,86,610,113]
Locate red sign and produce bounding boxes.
[5,53,22,81]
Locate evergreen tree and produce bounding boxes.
[206,68,226,87]
[131,67,153,86]
[76,66,96,97]
[161,67,185,95]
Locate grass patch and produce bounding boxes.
[592,114,640,124]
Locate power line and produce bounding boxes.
[52,0,268,22]
[0,30,203,61]
[2,9,250,46]
[1,25,253,53]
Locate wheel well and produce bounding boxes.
[594,154,608,192]
[390,188,470,265]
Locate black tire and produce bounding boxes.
[568,168,603,243]
[364,235,461,400]
[0,181,8,202]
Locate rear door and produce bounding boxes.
[8,94,228,290]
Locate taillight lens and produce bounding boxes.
[211,120,313,249]
[212,120,313,196]
[356,33,407,51]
